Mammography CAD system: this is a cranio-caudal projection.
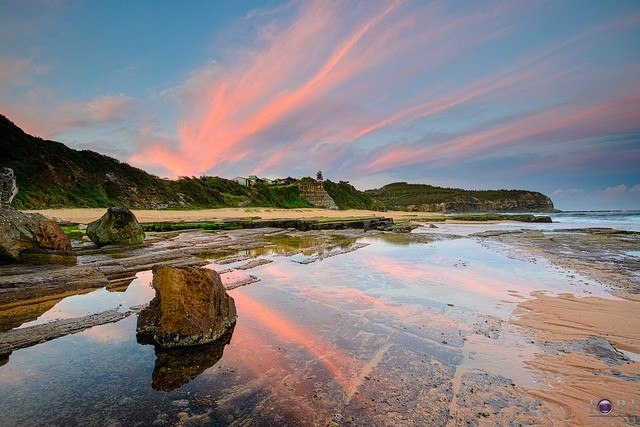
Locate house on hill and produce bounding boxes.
[233,175,275,187]
[233,176,250,187]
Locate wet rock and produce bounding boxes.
[0,308,130,357]
[87,206,145,247]
[545,337,631,365]
[136,265,237,348]
[0,264,108,306]
[450,372,556,426]
[0,167,17,206]
[0,207,75,263]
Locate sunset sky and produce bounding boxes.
[1,0,639,210]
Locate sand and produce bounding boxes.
[514,292,640,354]
[514,292,640,425]
[28,207,440,225]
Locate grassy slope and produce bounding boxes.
[0,115,312,209]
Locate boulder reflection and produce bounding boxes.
[142,326,234,391]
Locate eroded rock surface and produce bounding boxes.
[137,265,236,348]
[0,207,74,263]
[0,167,17,206]
[87,206,145,246]
[298,181,338,210]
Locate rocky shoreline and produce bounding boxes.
[1,211,638,425]
[0,221,381,360]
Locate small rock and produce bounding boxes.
[171,399,190,408]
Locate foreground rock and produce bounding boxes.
[87,206,145,246]
[137,265,237,348]
[0,207,75,263]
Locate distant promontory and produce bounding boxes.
[0,114,554,213]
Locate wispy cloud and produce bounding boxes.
[130,0,640,182]
[356,86,640,177]
[130,1,534,177]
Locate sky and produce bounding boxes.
[1,0,639,210]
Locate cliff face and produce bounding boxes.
[298,181,338,210]
[415,195,555,213]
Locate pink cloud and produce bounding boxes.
[133,1,409,176]
[86,94,133,123]
[130,1,530,178]
[358,88,640,176]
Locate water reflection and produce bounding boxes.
[105,277,135,292]
[0,288,96,332]
[0,227,615,425]
[144,327,234,391]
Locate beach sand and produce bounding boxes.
[28,207,440,224]
[514,292,640,425]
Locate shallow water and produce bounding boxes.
[0,227,616,426]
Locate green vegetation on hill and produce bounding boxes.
[364,182,555,213]
[322,180,374,210]
[0,114,554,212]
[0,115,313,209]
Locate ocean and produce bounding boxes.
[549,210,640,232]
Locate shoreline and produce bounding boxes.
[513,292,640,425]
[27,207,552,226]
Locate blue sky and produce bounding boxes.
[1,0,639,210]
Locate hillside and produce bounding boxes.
[0,114,314,209]
[365,182,555,213]
[0,114,554,212]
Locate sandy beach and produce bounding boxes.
[28,207,440,225]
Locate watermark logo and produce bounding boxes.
[589,398,636,421]
[597,399,613,416]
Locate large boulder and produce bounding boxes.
[86,206,145,246]
[137,265,237,348]
[0,207,75,263]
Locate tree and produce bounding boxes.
[316,170,323,181]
